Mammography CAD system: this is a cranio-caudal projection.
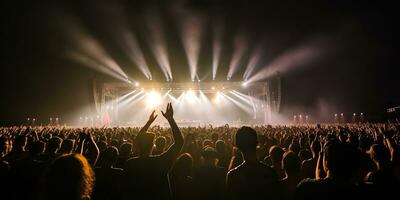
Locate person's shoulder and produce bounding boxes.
[0,160,10,169]
[227,162,245,176]
[126,156,139,162]
[298,178,317,186]
[124,156,140,167]
[111,167,124,172]
[297,178,328,189]
[256,162,276,173]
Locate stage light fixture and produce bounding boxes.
[135,82,140,87]
[242,82,248,87]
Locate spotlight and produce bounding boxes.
[213,96,220,104]
[353,113,356,116]
[135,82,140,87]
[242,82,248,87]
[340,113,344,116]
[146,91,162,107]
[186,90,196,104]
[211,87,216,90]
[213,92,222,104]
[334,113,338,117]
[294,115,297,119]
[360,113,364,116]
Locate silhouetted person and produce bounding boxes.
[301,140,321,178]
[59,139,75,154]
[295,141,361,200]
[280,151,302,200]
[123,103,184,200]
[215,140,230,169]
[5,135,28,165]
[43,137,62,163]
[226,126,279,200]
[153,136,166,155]
[43,154,95,200]
[93,146,123,200]
[115,143,132,168]
[366,144,399,190]
[193,147,226,200]
[0,137,11,199]
[12,141,47,199]
[268,145,285,179]
[169,153,194,200]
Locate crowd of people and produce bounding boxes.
[0,103,399,200]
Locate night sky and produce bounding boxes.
[1,0,398,125]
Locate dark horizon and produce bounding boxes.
[1,0,399,126]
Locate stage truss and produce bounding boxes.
[92,77,281,126]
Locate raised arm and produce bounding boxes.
[137,110,158,138]
[161,103,184,160]
[85,132,100,165]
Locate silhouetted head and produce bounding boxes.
[136,133,155,157]
[269,145,284,164]
[155,136,166,152]
[119,143,132,157]
[29,141,45,156]
[202,139,213,148]
[368,144,390,166]
[0,137,11,157]
[215,140,226,154]
[323,141,360,180]
[289,142,300,154]
[102,146,119,167]
[97,141,107,152]
[47,137,62,153]
[202,146,218,165]
[14,135,27,151]
[59,139,75,154]
[282,151,301,176]
[235,126,258,153]
[44,154,95,200]
[172,153,193,176]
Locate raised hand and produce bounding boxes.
[148,110,158,124]
[161,103,174,121]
